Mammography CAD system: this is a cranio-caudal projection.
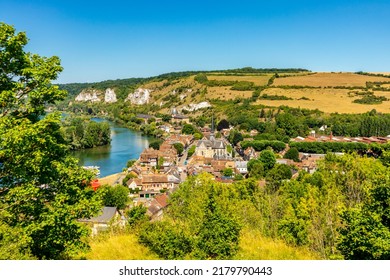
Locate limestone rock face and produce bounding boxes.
[182,101,212,111]
[125,88,151,105]
[75,89,102,102]
[104,88,117,103]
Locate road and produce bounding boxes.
[178,147,189,182]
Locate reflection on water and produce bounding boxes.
[71,118,150,177]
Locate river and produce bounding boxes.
[71,118,150,177]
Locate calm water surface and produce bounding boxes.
[71,118,150,177]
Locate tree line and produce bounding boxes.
[61,116,111,150]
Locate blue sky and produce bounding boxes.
[1,0,389,83]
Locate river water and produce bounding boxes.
[71,118,150,177]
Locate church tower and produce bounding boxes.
[210,114,215,141]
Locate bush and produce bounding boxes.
[139,221,193,260]
[353,95,388,104]
[284,147,300,162]
[187,145,196,158]
[240,140,286,152]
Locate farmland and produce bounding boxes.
[206,74,271,86]
[255,87,390,113]
[135,71,390,114]
[273,72,390,87]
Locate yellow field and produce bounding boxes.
[84,233,159,260]
[256,88,390,113]
[235,229,320,260]
[273,72,390,87]
[84,229,318,260]
[140,72,390,114]
[380,84,390,88]
[206,74,271,86]
[207,87,253,100]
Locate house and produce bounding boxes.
[164,134,194,147]
[159,125,172,133]
[146,193,169,221]
[243,146,258,160]
[126,178,142,190]
[276,159,294,165]
[138,190,161,200]
[141,174,179,192]
[235,161,248,174]
[171,114,190,124]
[79,206,124,236]
[136,114,155,123]
[139,148,159,167]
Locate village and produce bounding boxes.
[83,109,390,234]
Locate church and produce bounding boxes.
[195,117,231,160]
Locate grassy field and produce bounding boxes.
[84,233,159,260]
[206,74,271,86]
[235,229,320,260]
[207,87,253,100]
[273,72,390,87]
[255,87,390,113]
[139,72,390,114]
[83,228,319,260]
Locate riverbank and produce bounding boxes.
[98,172,125,186]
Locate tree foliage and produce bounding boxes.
[61,116,111,150]
[0,23,102,259]
[216,119,229,131]
[259,150,276,171]
[284,147,300,162]
[173,142,184,155]
[99,184,129,210]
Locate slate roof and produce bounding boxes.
[197,139,225,149]
[80,207,117,224]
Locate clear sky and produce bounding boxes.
[1,0,389,83]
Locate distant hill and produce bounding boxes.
[59,68,390,114]
[57,67,309,97]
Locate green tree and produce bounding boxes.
[173,142,184,155]
[266,164,293,192]
[222,168,233,177]
[127,205,148,228]
[228,130,243,146]
[247,159,265,179]
[182,123,197,135]
[193,132,203,140]
[187,145,196,158]
[284,147,300,162]
[196,187,241,259]
[126,159,137,168]
[99,184,129,210]
[338,208,390,259]
[259,150,276,171]
[149,139,162,150]
[217,119,229,131]
[0,23,102,259]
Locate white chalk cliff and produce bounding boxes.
[104,88,117,103]
[125,88,151,105]
[75,89,101,102]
